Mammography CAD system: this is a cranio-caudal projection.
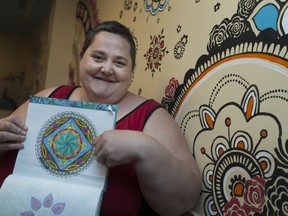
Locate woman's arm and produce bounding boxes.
[135,108,201,216]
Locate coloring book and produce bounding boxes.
[0,96,118,216]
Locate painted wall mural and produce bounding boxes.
[144,28,169,77]
[174,30,188,60]
[142,0,171,23]
[120,0,171,23]
[161,0,288,215]
[69,0,100,86]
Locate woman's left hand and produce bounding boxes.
[93,130,143,167]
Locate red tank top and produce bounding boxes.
[0,85,162,216]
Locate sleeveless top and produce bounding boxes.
[0,85,162,216]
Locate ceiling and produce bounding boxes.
[0,0,52,36]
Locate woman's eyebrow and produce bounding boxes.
[90,50,104,55]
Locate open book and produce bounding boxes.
[0,96,117,216]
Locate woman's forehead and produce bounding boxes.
[87,32,132,61]
[90,32,131,51]
[93,31,129,44]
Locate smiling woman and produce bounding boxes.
[0,20,201,216]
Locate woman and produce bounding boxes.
[0,21,201,216]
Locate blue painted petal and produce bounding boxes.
[253,3,279,31]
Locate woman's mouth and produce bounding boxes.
[96,77,114,83]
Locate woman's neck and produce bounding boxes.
[72,86,131,105]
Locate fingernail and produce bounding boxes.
[20,130,27,135]
[20,135,26,140]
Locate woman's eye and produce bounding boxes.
[114,61,126,67]
[92,55,104,62]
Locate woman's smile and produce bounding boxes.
[95,76,115,83]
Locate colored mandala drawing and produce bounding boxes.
[21,193,65,215]
[36,111,97,177]
[161,0,288,215]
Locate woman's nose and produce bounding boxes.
[100,61,113,75]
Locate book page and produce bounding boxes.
[0,175,103,216]
[0,96,117,215]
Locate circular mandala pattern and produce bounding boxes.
[52,128,82,159]
[36,111,97,177]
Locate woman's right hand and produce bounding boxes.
[0,115,28,152]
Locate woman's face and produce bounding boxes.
[79,31,133,104]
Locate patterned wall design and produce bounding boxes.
[69,0,100,86]
[76,0,288,215]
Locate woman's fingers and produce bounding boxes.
[0,115,27,136]
[0,131,26,142]
[93,134,102,155]
[94,134,105,164]
[0,115,27,151]
[94,134,115,167]
[0,142,24,151]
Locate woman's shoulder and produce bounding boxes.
[123,91,147,105]
[117,92,159,120]
[34,85,81,100]
[124,92,161,107]
[34,86,61,97]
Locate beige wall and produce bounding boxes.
[0,34,32,105]
[0,34,31,81]
[44,0,78,88]
[0,0,78,105]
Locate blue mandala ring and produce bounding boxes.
[35,111,97,177]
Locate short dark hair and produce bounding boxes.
[81,20,136,71]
